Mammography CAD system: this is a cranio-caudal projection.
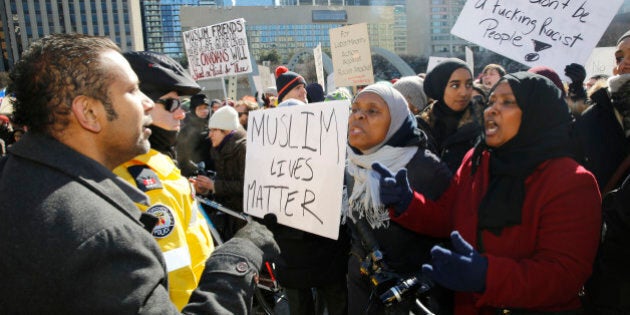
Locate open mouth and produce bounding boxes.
[485,120,498,135]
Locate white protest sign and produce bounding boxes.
[244,101,350,240]
[227,76,238,101]
[329,23,374,87]
[183,18,252,81]
[259,65,274,91]
[451,0,623,76]
[584,47,616,79]
[465,46,475,73]
[327,73,336,94]
[314,43,326,92]
[427,56,450,73]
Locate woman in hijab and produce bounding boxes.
[373,72,601,314]
[419,58,484,172]
[344,84,453,314]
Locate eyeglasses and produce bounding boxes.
[155,98,182,113]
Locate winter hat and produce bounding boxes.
[275,66,306,102]
[393,76,428,112]
[617,29,630,45]
[527,65,566,98]
[423,58,471,103]
[190,94,209,111]
[123,51,200,101]
[208,106,239,131]
[306,83,325,103]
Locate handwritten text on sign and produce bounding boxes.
[244,101,350,240]
[451,0,623,75]
[329,23,374,87]
[183,18,252,81]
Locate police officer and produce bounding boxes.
[113,51,213,310]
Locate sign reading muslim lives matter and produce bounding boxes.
[451,0,623,76]
[243,101,350,240]
[182,18,252,81]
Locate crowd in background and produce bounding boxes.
[1,28,630,315]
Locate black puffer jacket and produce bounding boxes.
[417,101,484,173]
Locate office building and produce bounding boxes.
[0,0,144,71]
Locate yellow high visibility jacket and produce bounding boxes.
[114,149,214,310]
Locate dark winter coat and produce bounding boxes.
[0,133,265,314]
[418,101,484,173]
[177,114,212,177]
[573,87,630,192]
[346,148,453,314]
[211,129,247,213]
[586,173,630,314]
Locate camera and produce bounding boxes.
[355,219,434,310]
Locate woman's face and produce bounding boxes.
[484,81,522,148]
[348,92,391,153]
[482,68,502,89]
[614,37,630,75]
[443,68,473,112]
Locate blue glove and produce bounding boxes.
[422,231,488,292]
[371,162,413,216]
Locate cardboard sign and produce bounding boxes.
[183,18,252,81]
[329,23,374,87]
[451,0,623,75]
[244,101,350,240]
[314,43,326,92]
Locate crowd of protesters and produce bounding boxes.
[0,28,629,315]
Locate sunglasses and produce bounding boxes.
[155,98,182,113]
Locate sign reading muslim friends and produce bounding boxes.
[243,101,350,240]
[182,18,252,81]
[451,0,623,76]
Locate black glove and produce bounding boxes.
[371,162,413,216]
[262,213,279,234]
[564,63,587,100]
[234,220,280,261]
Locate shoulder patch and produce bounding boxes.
[128,165,163,191]
[146,204,176,238]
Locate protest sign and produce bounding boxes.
[314,43,326,92]
[466,46,475,73]
[258,64,275,91]
[183,18,252,81]
[427,56,451,73]
[244,101,350,240]
[451,0,623,76]
[329,23,374,87]
[584,47,616,79]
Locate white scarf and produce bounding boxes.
[344,145,418,228]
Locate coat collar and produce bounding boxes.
[9,133,149,224]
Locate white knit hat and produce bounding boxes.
[208,106,239,130]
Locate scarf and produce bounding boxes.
[345,145,418,228]
[472,72,573,235]
[149,125,179,160]
[609,74,630,138]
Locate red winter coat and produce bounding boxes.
[391,150,601,315]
